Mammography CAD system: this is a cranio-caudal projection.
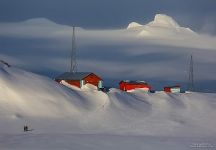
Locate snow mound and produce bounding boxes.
[81,83,98,91]
[127,14,197,39]
[0,65,84,118]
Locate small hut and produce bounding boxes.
[164,85,181,93]
[55,72,103,89]
[119,80,151,92]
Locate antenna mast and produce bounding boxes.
[188,54,194,91]
[70,26,77,73]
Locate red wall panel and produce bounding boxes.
[66,80,81,88]
[119,81,151,91]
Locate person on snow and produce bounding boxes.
[24,125,28,132]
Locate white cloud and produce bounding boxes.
[0,14,216,51]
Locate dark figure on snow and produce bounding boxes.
[24,126,28,132]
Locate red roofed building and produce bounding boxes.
[119,80,151,92]
[55,72,103,89]
[164,85,181,93]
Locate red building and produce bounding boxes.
[55,72,103,89]
[164,85,181,93]
[119,80,151,92]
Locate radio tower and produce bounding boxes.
[188,54,194,91]
[70,26,78,73]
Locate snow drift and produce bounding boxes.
[0,62,216,137]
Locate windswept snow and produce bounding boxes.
[0,63,216,137]
[0,62,216,149]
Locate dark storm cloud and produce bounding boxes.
[0,0,216,33]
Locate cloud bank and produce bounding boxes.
[0,14,216,91]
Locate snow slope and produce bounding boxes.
[0,62,216,137]
[127,14,197,39]
[1,62,216,149]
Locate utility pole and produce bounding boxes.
[70,26,78,73]
[188,54,194,91]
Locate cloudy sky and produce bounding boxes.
[0,0,216,92]
[1,0,216,32]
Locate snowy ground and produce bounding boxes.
[1,134,216,150]
[0,63,216,149]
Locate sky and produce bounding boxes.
[0,0,216,32]
[0,0,216,92]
